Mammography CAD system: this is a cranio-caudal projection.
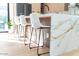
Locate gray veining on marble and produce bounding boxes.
[50,14,79,56]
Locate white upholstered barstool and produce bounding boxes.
[19,15,31,45]
[29,13,50,56]
[14,16,20,37]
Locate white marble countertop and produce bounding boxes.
[24,13,52,19]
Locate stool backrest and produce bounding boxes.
[30,13,41,28]
[19,15,27,26]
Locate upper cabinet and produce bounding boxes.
[41,3,69,13]
[31,3,69,14]
[32,3,41,13]
[11,3,69,17]
[16,3,32,16]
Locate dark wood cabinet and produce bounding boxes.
[16,3,32,16]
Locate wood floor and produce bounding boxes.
[0,41,49,56]
[0,33,49,56]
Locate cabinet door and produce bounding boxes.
[16,3,24,16]
[16,3,32,16]
[48,3,65,12]
[43,3,68,13]
[32,3,41,13]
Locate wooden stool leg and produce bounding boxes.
[35,29,37,44]
[24,26,26,45]
[42,29,44,47]
[17,25,20,39]
[29,27,33,49]
[37,29,41,56]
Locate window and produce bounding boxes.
[0,3,9,32]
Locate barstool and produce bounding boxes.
[19,15,31,45]
[14,16,20,37]
[29,13,50,56]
